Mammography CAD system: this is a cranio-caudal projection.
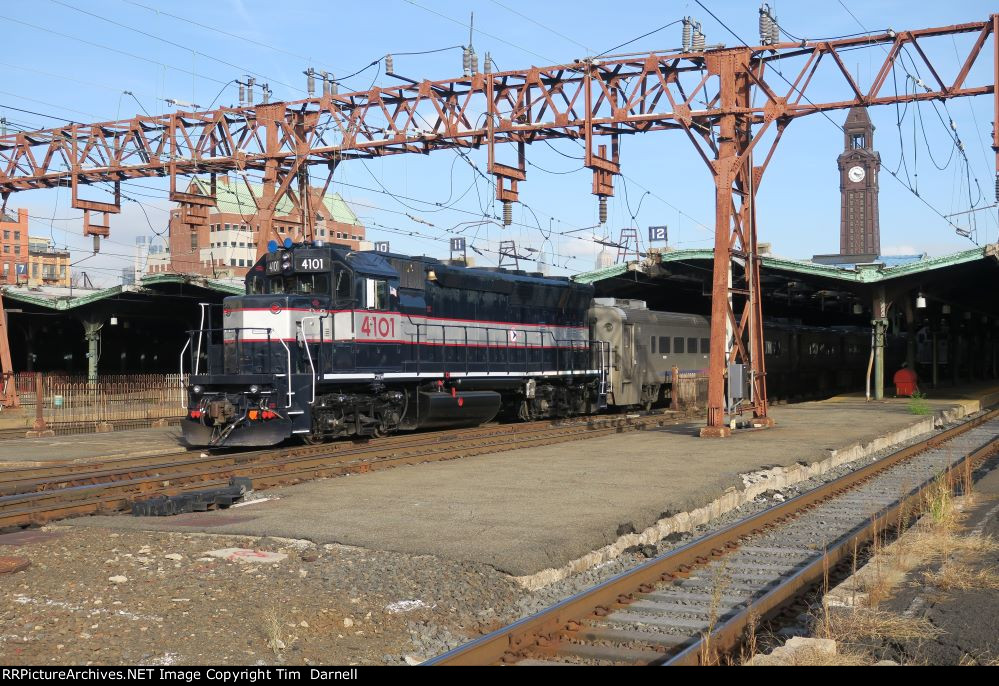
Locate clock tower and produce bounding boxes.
[837,106,881,256]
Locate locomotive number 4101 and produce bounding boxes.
[359,315,397,340]
[297,257,326,271]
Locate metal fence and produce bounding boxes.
[5,372,186,434]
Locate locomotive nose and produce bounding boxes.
[222,294,291,317]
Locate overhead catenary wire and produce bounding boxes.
[836,0,990,242]
[0,12,234,90]
[488,0,593,53]
[693,0,982,245]
[48,0,304,98]
[3,16,726,271]
[401,0,555,63]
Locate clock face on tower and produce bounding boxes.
[848,165,866,183]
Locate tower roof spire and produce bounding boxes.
[844,105,874,132]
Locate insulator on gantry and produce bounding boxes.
[469,48,478,75]
[995,172,999,203]
[385,54,395,74]
[463,47,472,77]
[503,201,513,226]
[239,80,246,106]
[769,12,780,45]
[321,71,330,97]
[329,74,338,96]
[305,68,315,97]
[692,22,706,52]
[759,4,773,45]
[484,51,492,74]
[247,77,255,105]
[598,196,608,224]
[682,17,692,52]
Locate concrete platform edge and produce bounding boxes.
[511,401,983,591]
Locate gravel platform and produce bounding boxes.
[64,397,967,577]
[3,410,984,664]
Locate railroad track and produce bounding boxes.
[429,408,999,666]
[0,412,673,530]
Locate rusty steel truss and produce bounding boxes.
[0,17,996,430]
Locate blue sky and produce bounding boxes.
[1,0,996,284]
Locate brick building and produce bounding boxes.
[0,208,29,285]
[27,236,71,287]
[165,177,365,277]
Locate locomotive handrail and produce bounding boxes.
[406,320,600,377]
[194,303,208,375]
[178,337,191,408]
[278,338,293,408]
[298,316,320,405]
[183,326,276,377]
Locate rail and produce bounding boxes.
[429,408,999,666]
[0,413,674,529]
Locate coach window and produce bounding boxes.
[659,336,670,354]
[673,337,684,354]
[700,338,710,353]
[687,337,698,354]
[650,336,656,354]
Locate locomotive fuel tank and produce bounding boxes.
[415,389,502,429]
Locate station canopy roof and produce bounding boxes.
[573,244,999,325]
[1,273,242,311]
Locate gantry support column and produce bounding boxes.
[255,104,285,259]
[83,319,102,384]
[701,48,771,437]
[0,292,18,408]
[932,330,939,388]
[872,286,888,400]
[904,295,917,370]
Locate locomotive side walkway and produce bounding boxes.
[67,383,999,583]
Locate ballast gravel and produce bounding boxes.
[0,412,979,665]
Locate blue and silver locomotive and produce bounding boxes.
[182,242,609,446]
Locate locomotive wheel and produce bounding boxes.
[300,430,328,445]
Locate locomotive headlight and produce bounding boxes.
[249,385,260,394]
[192,385,203,394]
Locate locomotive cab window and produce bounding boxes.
[334,269,352,303]
[247,275,266,294]
[364,278,390,310]
[267,273,330,295]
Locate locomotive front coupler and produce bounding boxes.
[211,407,249,446]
